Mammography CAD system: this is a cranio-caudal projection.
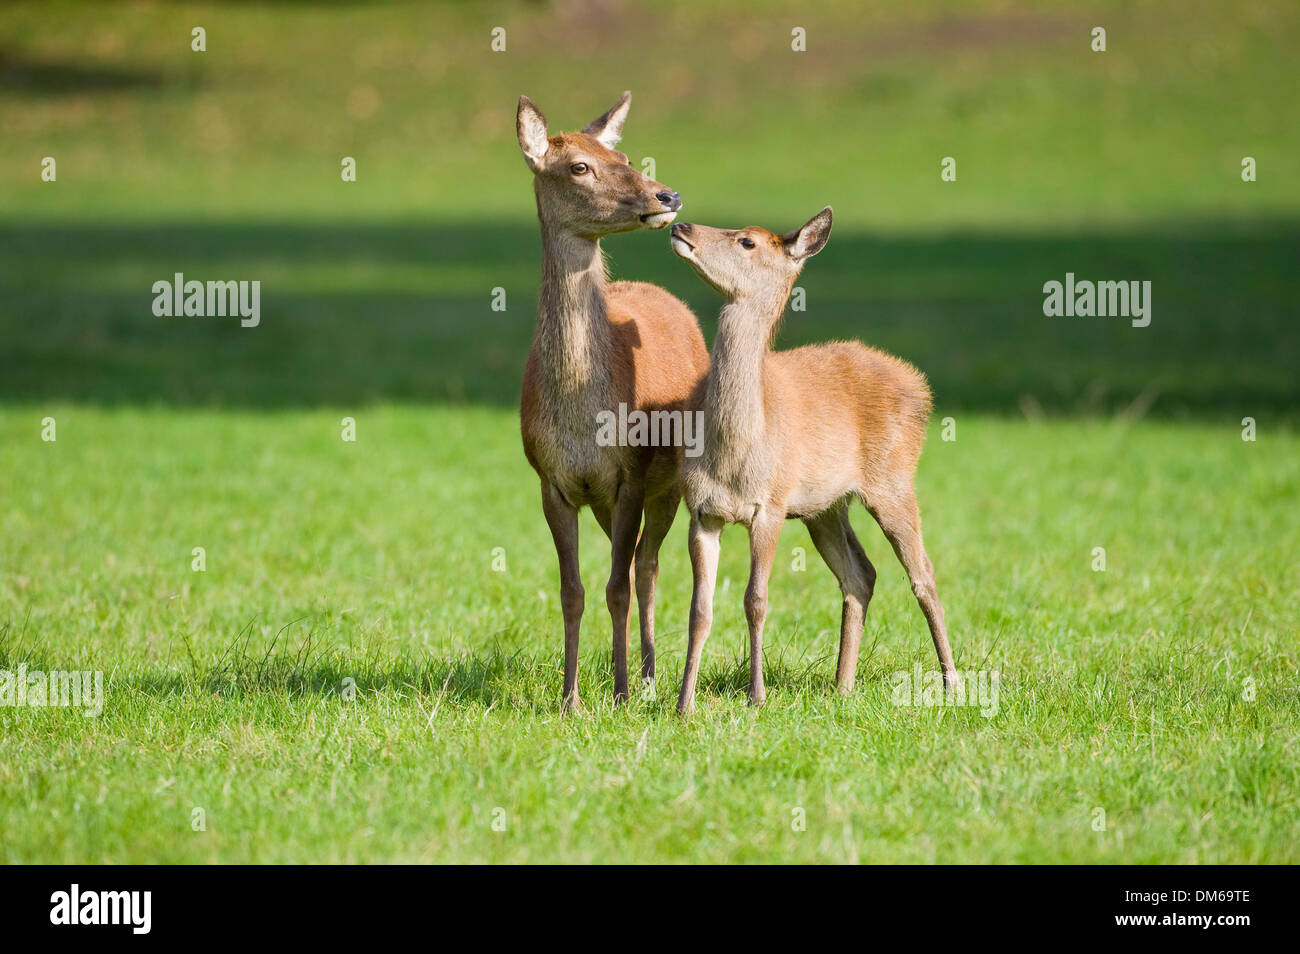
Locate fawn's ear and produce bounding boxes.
[582,91,632,149]
[517,95,550,169]
[783,206,834,260]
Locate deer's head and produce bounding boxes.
[517,92,682,239]
[670,207,833,302]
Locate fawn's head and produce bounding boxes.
[517,92,681,239]
[670,207,833,303]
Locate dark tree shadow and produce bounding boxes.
[1,217,1297,417]
[0,49,179,94]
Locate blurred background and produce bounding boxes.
[2,0,1297,418]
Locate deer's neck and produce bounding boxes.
[534,223,613,400]
[704,296,785,468]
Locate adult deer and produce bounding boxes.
[668,209,957,712]
[517,92,709,711]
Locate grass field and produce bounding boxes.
[2,410,1297,863]
[1,0,1298,863]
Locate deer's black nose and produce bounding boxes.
[656,191,681,211]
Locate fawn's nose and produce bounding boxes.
[671,222,692,237]
[656,191,682,211]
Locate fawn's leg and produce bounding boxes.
[804,507,877,692]
[540,481,584,712]
[634,488,679,689]
[743,513,783,707]
[869,489,957,687]
[605,481,645,704]
[677,511,724,714]
[841,521,879,687]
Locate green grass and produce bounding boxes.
[1,0,1298,863]
[2,409,1296,863]
[4,0,1299,227]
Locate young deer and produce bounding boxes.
[517,92,709,711]
[669,208,957,712]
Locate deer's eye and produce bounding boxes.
[570,162,589,175]
[740,237,756,249]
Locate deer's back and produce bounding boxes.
[605,281,709,411]
[768,341,932,493]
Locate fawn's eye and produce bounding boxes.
[570,162,589,175]
[740,237,756,249]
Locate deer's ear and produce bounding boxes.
[583,91,631,149]
[517,95,550,169]
[783,206,833,260]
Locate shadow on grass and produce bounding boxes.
[126,653,869,713]
[0,623,540,710]
[2,218,1298,417]
[172,634,845,711]
[0,49,182,95]
[0,622,868,712]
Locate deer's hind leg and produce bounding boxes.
[865,488,957,687]
[594,482,645,705]
[804,505,877,692]
[633,487,679,690]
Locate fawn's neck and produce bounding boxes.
[534,221,613,401]
[704,293,786,467]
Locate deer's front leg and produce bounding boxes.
[606,480,645,704]
[677,511,724,714]
[540,480,584,713]
[743,513,782,707]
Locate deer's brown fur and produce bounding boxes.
[669,209,957,711]
[517,92,709,710]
